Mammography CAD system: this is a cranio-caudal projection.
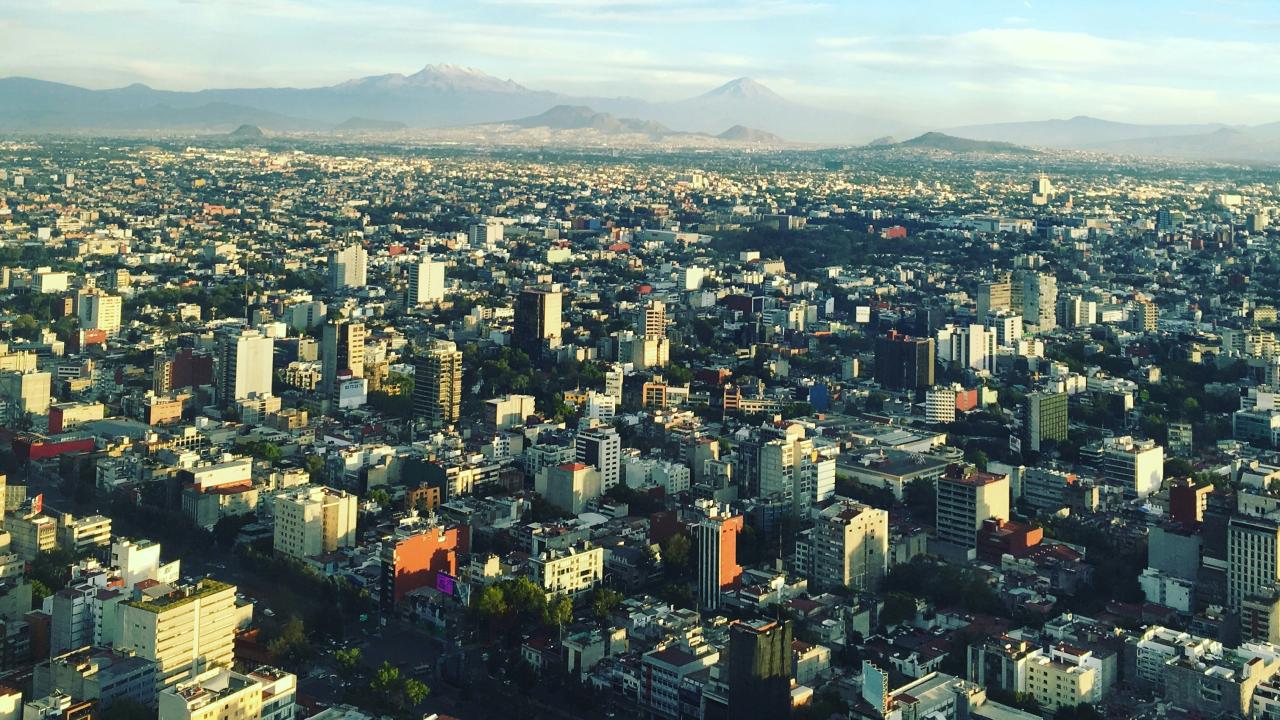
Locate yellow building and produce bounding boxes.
[117,579,239,691]
[273,485,357,560]
[1025,644,1101,712]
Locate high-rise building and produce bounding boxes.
[468,222,504,246]
[1135,299,1158,332]
[873,331,934,391]
[115,579,238,691]
[514,285,563,358]
[412,340,462,430]
[637,299,667,337]
[809,498,888,592]
[273,485,358,560]
[604,363,624,405]
[215,328,273,406]
[327,244,367,290]
[936,323,997,375]
[320,321,365,411]
[727,619,793,720]
[936,465,1010,554]
[751,424,837,511]
[1228,516,1280,618]
[574,426,621,490]
[1026,392,1068,452]
[1019,271,1058,333]
[984,309,1023,347]
[693,500,743,610]
[77,290,123,335]
[976,276,1012,318]
[406,255,446,306]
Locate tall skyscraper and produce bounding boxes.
[514,284,563,358]
[873,331,934,391]
[727,619,793,720]
[328,243,367,290]
[215,328,273,406]
[694,500,743,611]
[406,255,446,306]
[1026,392,1068,452]
[321,321,365,411]
[413,339,462,430]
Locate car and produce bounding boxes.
[263,608,276,617]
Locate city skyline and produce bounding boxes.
[4,0,1280,126]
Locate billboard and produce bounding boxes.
[435,572,456,597]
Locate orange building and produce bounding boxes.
[379,515,468,610]
[694,501,743,611]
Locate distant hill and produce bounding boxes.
[716,125,785,144]
[946,115,1228,149]
[866,136,896,146]
[334,117,407,132]
[893,132,1036,154]
[509,105,673,136]
[228,124,264,138]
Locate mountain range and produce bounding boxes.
[2,65,1279,160]
[0,65,901,144]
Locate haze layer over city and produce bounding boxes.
[1,2,1279,720]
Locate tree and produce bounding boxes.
[1165,457,1194,477]
[662,533,692,577]
[267,616,311,666]
[545,595,573,629]
[475,585,509,619]
[366,488,391,508]
[303,454,325,482]
[334,647,362,671]
[212,514,252,548]
[404,678,430,706]
[881,592,917,628]
[371,661,401,695]
[590,588,623,622]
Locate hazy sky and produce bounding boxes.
[4,0,1280,126]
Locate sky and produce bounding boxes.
[4,0,1280,127]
